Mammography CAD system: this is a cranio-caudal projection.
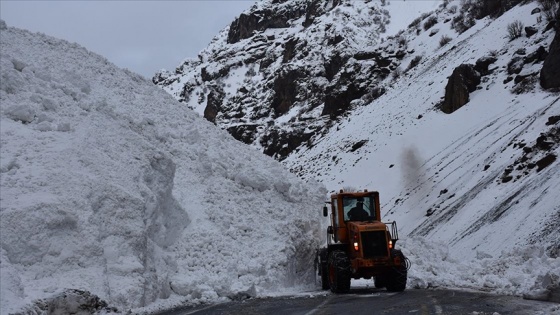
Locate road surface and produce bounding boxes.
[157,287,559,315]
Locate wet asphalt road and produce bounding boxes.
[157,287,559,315]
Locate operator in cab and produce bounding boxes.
[347,197,369,221]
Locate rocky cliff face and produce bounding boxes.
[154,0,398,160]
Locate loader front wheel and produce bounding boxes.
[328,250,351,293]
[386,250,407,292]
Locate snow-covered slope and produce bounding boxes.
[0,20,325,313]
[285,0,560,259]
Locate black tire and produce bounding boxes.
[328,250,351,293]
[374,275,386,288]
[386,250,407,292]
[320,263,330,290]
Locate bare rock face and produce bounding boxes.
[525,26,538,37]
[303,0,325,27]
[540,17,560,89]
[322,83,367,117]
[227,13,275,44]
[153,0,395,160]
[227,124,259,144]
[441,64,481,114]
[261,126,314,160]
[272,69,302,116]
[227,3,307,44]
[204,87,225,123]
[474,56,497,75]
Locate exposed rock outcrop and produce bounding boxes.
[227,1,308,44]
[540,15,560,89]
[204,87,225,123]
[272,69,301,116]
[441,64,481,114]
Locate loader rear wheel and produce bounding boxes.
[386,250,407,292]
[328,250,351,293]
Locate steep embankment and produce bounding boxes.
[284,1,560,259]
[0,20,325,313]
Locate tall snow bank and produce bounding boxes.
[0,22,325,313]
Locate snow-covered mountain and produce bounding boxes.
[156,0,560,257]
[154,0,392,160]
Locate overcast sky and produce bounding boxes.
[0,1,254,78]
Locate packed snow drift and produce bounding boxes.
[0,19,325,313]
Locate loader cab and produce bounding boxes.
[324,190,381,244]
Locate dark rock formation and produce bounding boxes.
[508,56,524,75]
[350,140,368,152]
[204,87,225,123]
[261,127,314,160]
[324,53,348,81]
[227,124,259,144]
[271,70,301,116]
[354,51,381,61]
[474,56,497,75]
[536,153,557,172]
[322,83,367,117]
[441,64,481,114]
[501,126,560,182]
[303,0,323,27]
[476,0,504,18]
[546,115,560,126]
[525,46,549,64]
[525,26,538,37]
[540,20,560,89]
[228,13,260,44]
[227,4,307,44]
[201,66,231,82]
[283,38,299,63]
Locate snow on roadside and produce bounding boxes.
[401,238,560,300]
[0,21,325,313]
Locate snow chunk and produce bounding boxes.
[4,104,36,123]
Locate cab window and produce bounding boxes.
[343,196,376,221]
